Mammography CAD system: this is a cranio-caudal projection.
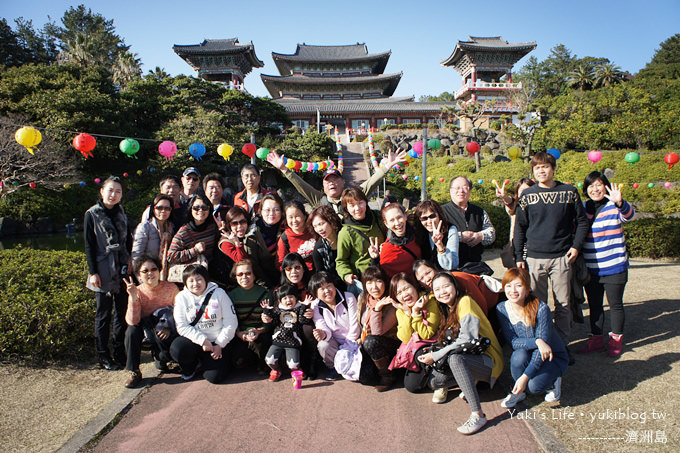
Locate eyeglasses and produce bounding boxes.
[420,213,437,221]
[140,267,158,274]
[285,265,303,272]
[236,271,253,277]
[192,205,210,211]
[230,219,248,226]
[262,208,281,214]
[154,205,172,212]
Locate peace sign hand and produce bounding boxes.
[432,220,445,250]
[494,179,512,204]
[605,183,624,206]
[123,276,139,300]
[368,236,380,259]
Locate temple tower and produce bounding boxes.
[173,38,264,90]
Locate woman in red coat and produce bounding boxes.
[368,203,421,279]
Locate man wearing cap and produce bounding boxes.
[267,149,407,217]
[180,167,201,207]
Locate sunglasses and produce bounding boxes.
[420,213,437,221]
[192,205,210,211]
[185,175,199,181]
[154,205,172,212]
[236,271,253,277]
[230,219,248,226]
[140,267,158,274]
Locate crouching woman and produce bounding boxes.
[171,265,238,383]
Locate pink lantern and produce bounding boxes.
[412,142,423,156]
[664,182,672,189]
[401,174,408,180]
[158,141,177,161]
[94,178,101,184]
[466,142,480,154]
[587,150,603,164]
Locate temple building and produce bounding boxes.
[261,43,451,133]
[173,38,264,91]
[441,36,536,129]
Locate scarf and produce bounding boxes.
[187,215,213,233]
[387,222,415,247]
[345,209,374,227]
[256,216,282,251]
[90,201,126,254]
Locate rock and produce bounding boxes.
[488,142,500,150]
[35,217,54,234]
[0,217,26,238]
[603,168,615,179]
[494,155,511,163]
[441,138,452,147]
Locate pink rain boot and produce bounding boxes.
[291,370,304,389]
[578,334,605,354]
[607,333,623,357]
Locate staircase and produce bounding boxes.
[341,141,370,188]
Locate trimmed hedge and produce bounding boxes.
[623,218,680,259]
[0,247,94,361]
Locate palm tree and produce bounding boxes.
[594,62,624,88]
[57,32,102,67]
[112,50,141,90]
[567,65,595,90]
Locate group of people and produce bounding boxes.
[84,149,633,435]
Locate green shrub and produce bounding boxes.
[0,247,95,361]
[623,218,680,259]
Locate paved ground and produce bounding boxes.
[92,371,542,452]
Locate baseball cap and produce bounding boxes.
[183,167,200,178]
[323,169,342,181]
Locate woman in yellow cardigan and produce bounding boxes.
[388,272,441,393]
[418,272,503,435]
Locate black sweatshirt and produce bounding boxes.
[513,181,589,261]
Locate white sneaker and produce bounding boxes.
[432,387,448,403]
[501,391,526,408]
[458,391,466,401]
[457,412,487,435]
[545,377,562,402]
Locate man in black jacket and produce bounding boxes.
[441,176,496,267]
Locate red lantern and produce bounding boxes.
[29,182,37,189]
[294,161,303,171]
[73,133,96,159]
[123,172,129,178]
[466,142,480,154]
[632,183,639,189]
[664,152,679,169]
[439,177,445,182]
[242,143,256,158]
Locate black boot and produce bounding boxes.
[99,355,120,371]
[373,356,395,392]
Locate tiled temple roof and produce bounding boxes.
[440,36,536,66]
[276,98,453,114]
[173,38,264,67]
[261,73,402,98]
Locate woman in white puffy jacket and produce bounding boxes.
[170,264,238,383]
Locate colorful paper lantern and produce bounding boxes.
[217,143,233,160]
[402,174,408,180]
[632,183,639,189]
[119,138,140,158]
[79,181,86,188]
[427,139,441,150]
[478,179,484,185]
[15,126,42,154]
[242,143,257,158]
[647,183,654,188]
[285,159,296,169]
[664,152,679,169]
[440,177,445,182]
[625,152,640,165]
[123,172,129,178]
[466,142,480,154]
[664,182,672,189]
[587,150,602,164]
[507,146,521,160]
[408,150,418,159]
[414,176,420,181]
[426,177,433,183]
[256,147,271,159]
[577,183,583,188]
[63,183,70,189]
[189,143,206,161]
[158,141,177,161]
[149,167,155,172]
[547,148,560,160]
[504,179,511,185]
[94,178,101,184]
[73,133,96,159]
[29,182,37,189]
[137,170,143,176]
[412,142,423,156]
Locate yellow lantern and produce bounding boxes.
[285,159,296,169]
[15,126,42,155]
[217,143,233,160]
[508,146,521,160]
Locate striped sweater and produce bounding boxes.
[582,200,634,276]
[167,223,217,264]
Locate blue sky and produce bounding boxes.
[3,1,679,99]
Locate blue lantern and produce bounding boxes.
[189,143,206,161]
[547,148,561,160]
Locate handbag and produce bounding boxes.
[388,332,436,372]
[458,261,494,276]
[500,241,516,269]
[424,328,491,375]
[167,254,208,283]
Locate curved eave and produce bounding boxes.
[440,43,536,67]
[276,100,454,115]
[260,73,402,98]
[173,43,264,68]
[272,51,391,75]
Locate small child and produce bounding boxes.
[261,284,314,383]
